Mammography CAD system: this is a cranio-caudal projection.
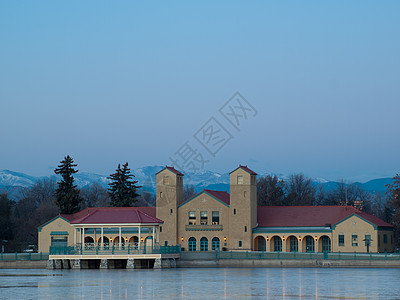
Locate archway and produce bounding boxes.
[212,237,220,251]
[303,236,315,252]
[188,237,196,251]
[270,236,282,252]
[98,236,110,249]
[84,236,94,243]
[318,235,331,253]
[286,236,298,252]
[200,237,208,251]
[254,236,266,251]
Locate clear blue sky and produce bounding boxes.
[1,1,399,182]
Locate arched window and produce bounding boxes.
[188,237,196,251]
[321,236,331,252]
[273,236,282,252]
[256,236,266,251]
[306,236,315,252]
[200,237,208,251]
[212,237,220,251]
[289,236,298,252]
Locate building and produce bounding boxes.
[38,165,394,254]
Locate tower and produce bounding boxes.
[228,165,257,250]
[155,166,183,246]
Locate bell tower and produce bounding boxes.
[228,165,257,250]
[155,166,183,246]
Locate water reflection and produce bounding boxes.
[1,268,400,299]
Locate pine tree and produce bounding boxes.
[108,162,141,207]
[54,155,82,214]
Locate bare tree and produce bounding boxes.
[285,174,316,206]
[136,191,156,207]
[257,175,285,206]
[80,183,110,208]
[183,184,197,203]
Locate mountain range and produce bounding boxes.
[0,166,393,200]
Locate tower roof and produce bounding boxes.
[155,166,184,176]
[229,165,257,175]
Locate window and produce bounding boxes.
[212,237,220,251]
[257,237,266,251]
[159,192,163,198]
[338,234,344,246]
[290,237,298,252]
[274,237,282,252]
[200,237,208,251]
[352,234,358,246]
[305,236,314,252]
[365,234,371,246]
[200,211,208,225]
[163,176,170,185]
[233,209,236,215]
[170,209,173,214]
[384,234,388,244]
[244,191,247,197]
[188,237,196,251]
[244,226,247,232]
[237,175,243,184]
[212,211,219,225]
[238,241,243,248]
[160,226,162,233]
[189,211,196,225]
[321,236,331,252]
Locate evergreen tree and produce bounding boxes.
[108,162,141,207]
[54,155,82,214]
[386,174,400,246]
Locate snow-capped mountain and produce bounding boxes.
[0,167,393,199]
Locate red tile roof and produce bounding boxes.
[180,189,230,206]
[63,207,161,225]
[155,166,184,176]
[230,165,257,175]
[257,206,392,228]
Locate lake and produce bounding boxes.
[1,268,400,299]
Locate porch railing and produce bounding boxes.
[49,243,181,255]
[0,252,49,261]
[216,250,400,261]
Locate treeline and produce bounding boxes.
[0,155,154,252]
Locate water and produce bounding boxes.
[1,268,400,300]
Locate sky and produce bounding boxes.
[0,1,399,182]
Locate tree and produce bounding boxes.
[285,174,316,206]
[0,193,14,242]
[183,184,197,203]
[257,175,285,206]
[54,155,82,214]
[108,162,141,207]
[81,183,110,207]
[386,174,400,246]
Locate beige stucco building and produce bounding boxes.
[38,165,394,254]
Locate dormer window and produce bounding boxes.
[237,175,243,184]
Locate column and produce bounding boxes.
[138,226,142,248]
[74,228,76,245]
[152,226,155,247]
[157,227,159,244]
[82,227,85,248]
[119,227,122,249]
[101,227,104,249]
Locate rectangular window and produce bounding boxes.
[244,226,247,232]
[189,211,196,225]
[233,209,236,215]
[384,234,388,244]
[238,241,242,248]
[212,211,219,225]
[200,211,208,225]
[365,234,371,246]
[159,192,163,198]
[237,175,243,184]
[244,191,246,197]
[170,209,173,214]
[160,226,162,233]
[338,234,344,246]
[163,176,170,185]
[352,234,358,246]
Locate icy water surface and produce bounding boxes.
[1,268,400,299]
